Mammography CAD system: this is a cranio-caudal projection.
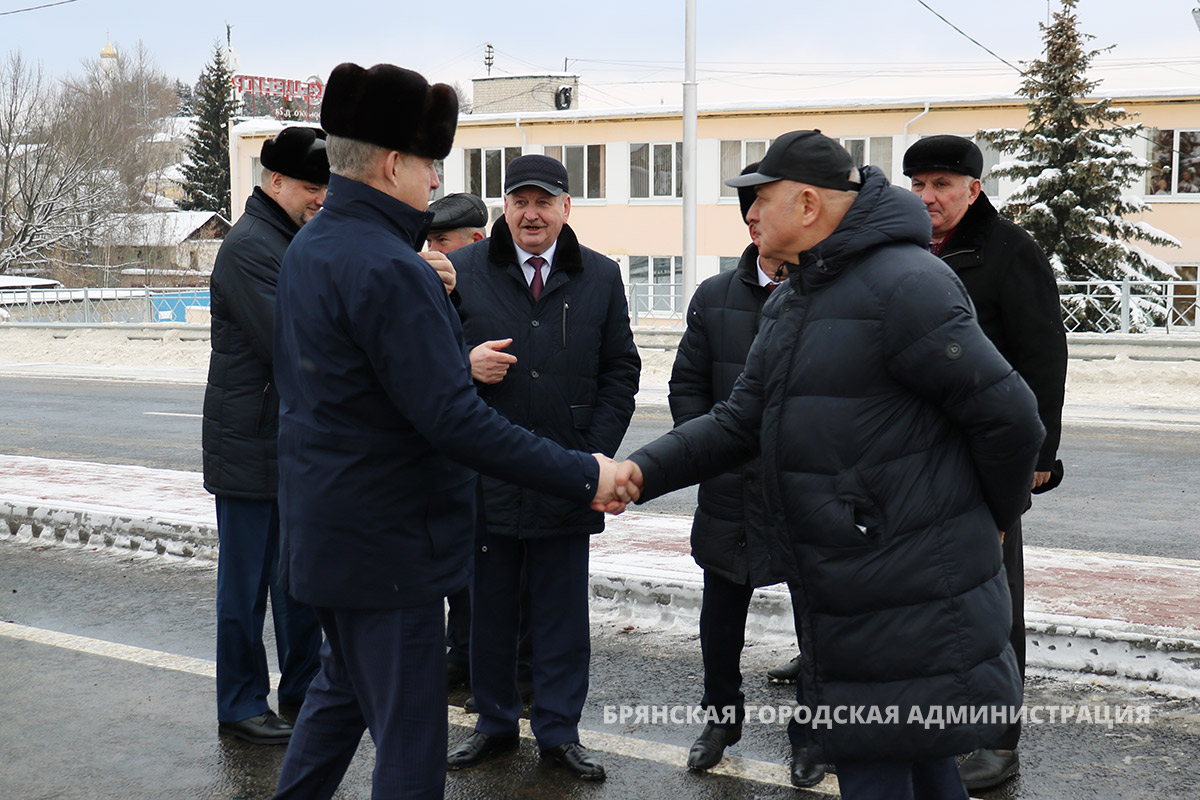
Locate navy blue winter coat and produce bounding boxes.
[203,188,297,499]
[630,167,1044,762]
[273,175,600,610]
[668,244,778,586]
[450,219,639,538]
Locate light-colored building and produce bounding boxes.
[230,90,1200,318]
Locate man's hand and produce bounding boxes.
[470,339,517,384]
[1032,471,1050,490]
[614,459,643,506]
[589,454,627,514]
[419,250,456,294]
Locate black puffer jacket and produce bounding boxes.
[669,244,777,586]
[451,219,640,538]
[940,192,1067,472]
[631,167,1044,762]
[202,188,298,499]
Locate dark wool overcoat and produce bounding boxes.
[273,175,599,610]
[631,167,1044,762]
[450,219,639,538]
[939,192,1067,472]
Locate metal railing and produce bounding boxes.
[0,288,210,325]
[623,280,1200,334]
[2,280,1194,335]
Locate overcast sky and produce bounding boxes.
[5,0,1200,108]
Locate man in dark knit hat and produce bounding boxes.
[903,135,1067,791]
[203,125,328,746]
[270,63,621,800]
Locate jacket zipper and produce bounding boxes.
[562,298,569,348]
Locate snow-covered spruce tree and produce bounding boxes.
[180,42,235,219]
[977,0,1179,332]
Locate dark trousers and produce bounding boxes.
[272,602,447,800]
[836,756,967,800]
[471,531,590,749]
[446,581,533,682]
[992,515,1025,750]
[699,570,807,745]
[215,496,321,721]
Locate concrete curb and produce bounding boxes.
[5,496,1198,697]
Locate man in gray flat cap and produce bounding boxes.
[426,192,488,254]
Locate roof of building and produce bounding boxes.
[104,212,230,247]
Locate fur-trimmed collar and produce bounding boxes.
[486,217,584,273]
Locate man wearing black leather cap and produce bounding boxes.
[426,191,488,254]
[203,125,328,745]
[904,134,1067,791]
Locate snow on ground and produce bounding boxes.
[1,325,1199,408]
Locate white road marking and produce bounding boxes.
[143,411,202,418]
[2,620,842,793]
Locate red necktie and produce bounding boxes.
[528,256,546,300]
[766,282,779,294]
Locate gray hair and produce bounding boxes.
[326,134,390,181]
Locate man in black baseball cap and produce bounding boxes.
[426,192,488,254]
[903,135,1067,793]
[203,124,328,749]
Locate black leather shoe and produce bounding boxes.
[686,723,742,771]
[447,731,520,769]
[218,710,293,745]
[277,698,304,723]
[767,654,803,684]
[790,744,826,788]
[959,748,1019,789]
[540,741,606,780]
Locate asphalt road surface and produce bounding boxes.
[2,376,1198,560]
[2,539,1199,799]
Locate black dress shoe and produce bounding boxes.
[540,741,606,780]
[959,748,1019,789]
[767,654,803,684]
[218,710,293,745]
[790,744,826,788]
[686,723,742,771]
[447,731,520,769]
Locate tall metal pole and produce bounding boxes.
[682,0,697,314]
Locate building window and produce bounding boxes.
[466,147,523,199]
[976,140,1001,196]
[628,255,682,315]
[1147,129,1200,196]
[719,256,740,273]
[431,160,445,201]
[543,144,606,199]
[719,139,769,197]
[839,136,893,182]
[631,142,682,199]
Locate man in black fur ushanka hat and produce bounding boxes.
[270,63,623,800]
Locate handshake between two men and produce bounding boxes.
[588,455,645,515]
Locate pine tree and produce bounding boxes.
[179,42,235,218]
[977,0,1179,331]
